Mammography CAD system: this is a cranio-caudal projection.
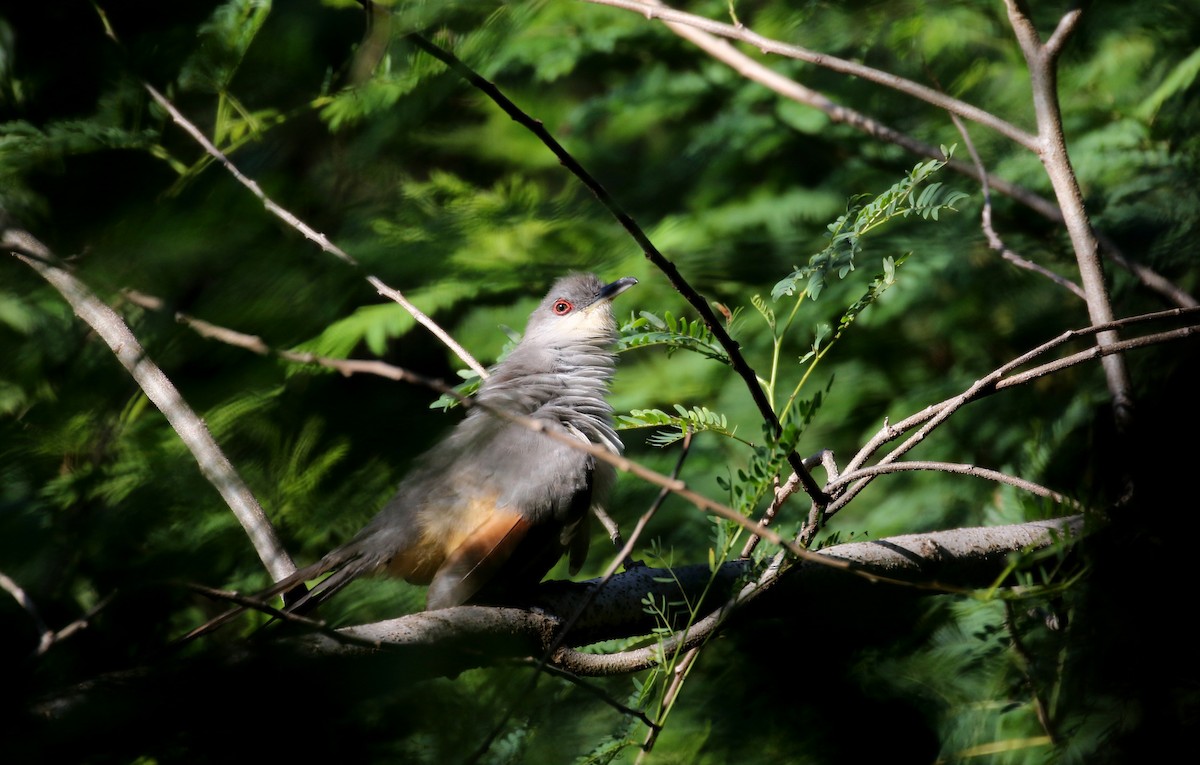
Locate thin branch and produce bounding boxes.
[510,658,660,729]
[740,473,796,559]
[1004,600,1059,743]
[995,325,1198,390]
[826,309,1200,515]
[121,289,439,389]
[1,570,53,655]
[585,0,1038,150]
[798,449,841,546]
[137,81,488,381]
[404,32,828,505]
[611,431,693,569]
[949,111,1087,299]
[742,448,836,557]
[183,583,385,650]
[1044,7,1084,60]
[639,644,701,759]
[5,229,297,582]
[828,460,1079,507]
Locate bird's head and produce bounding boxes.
[523,273,638,348]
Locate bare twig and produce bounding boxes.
[797,449,841,546]
[608,430,694,570]
[826,309,1200,515]
[948,112,1087,299]
[741,448,834,558]
[828,460,1079,507]
[510,658,660,729]
[183,583,385,650]
[1,570,55,656]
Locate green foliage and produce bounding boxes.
[616,404,738,447]
[178,0,273,94]
[772,152,968,302]
[1,1,1197,763]
[617,311,731,364]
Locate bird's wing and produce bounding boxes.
[423,509,533,610]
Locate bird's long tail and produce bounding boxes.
[176,547,375,644]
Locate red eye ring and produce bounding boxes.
[552,299,574,315]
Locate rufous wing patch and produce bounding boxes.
[424,510,531,610]
[386,491,502,585]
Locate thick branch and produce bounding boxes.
[288,517,1085,677]
[1004,0,1134,433]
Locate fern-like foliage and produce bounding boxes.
[618,311,730,364]
[716,422,804,514]
[797,253,909,367]
[772,151,968,302]
[616,405,742,447]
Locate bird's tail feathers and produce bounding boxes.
[177,547,371,645]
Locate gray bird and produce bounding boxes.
[262,272,637,614]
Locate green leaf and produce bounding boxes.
[618,312,730,365]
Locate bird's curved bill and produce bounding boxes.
[599,277,638,301]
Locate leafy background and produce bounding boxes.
[2,0,1198,762]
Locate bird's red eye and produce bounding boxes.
[552,299,573,315]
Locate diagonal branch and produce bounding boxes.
[4,228,297,582]
[140,82,489,381]
[585,0,1038,150]
[404,32,828,504]
[828,308,1200,514]
[948,110,1087,300]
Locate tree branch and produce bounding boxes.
[4,228,297,582]
[284,517,1086,678]
[828,308,1200,515]
[585,0,1038,150]
[1003,0,1134,436]
[949,110,1087,299]
[138,81,489,381]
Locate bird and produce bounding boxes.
[249,272,638,617]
